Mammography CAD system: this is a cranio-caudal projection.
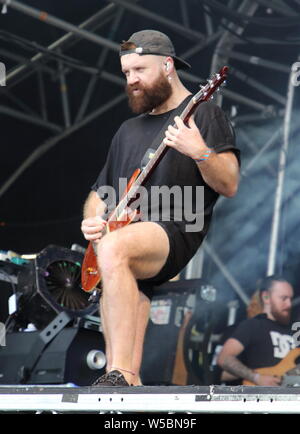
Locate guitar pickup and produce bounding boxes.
[87,268,98,275]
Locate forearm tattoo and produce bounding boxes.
[221,356,256,383]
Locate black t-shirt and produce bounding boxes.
[92,98,239,263]
[231,314,295,369]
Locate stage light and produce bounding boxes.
[16,245,98,330]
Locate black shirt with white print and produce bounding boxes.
[231,313,295,369]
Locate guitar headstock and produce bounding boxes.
[193,66,228,104]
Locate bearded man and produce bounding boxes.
[81,30,240,386]
[218,275,295,386]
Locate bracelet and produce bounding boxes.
[253,372,260,384]
[193,148,213,163]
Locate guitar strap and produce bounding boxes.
[140,94,193,169]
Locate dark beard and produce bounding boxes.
[272,309,291,325]
[126,73,172,114]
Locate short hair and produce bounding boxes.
[256,274,289,294]
[120,41,136,52]
[247,275,291,317]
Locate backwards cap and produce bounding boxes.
[120,30,191,70]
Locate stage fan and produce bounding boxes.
[16,245,98,330]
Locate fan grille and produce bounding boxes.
[45,260,91,311]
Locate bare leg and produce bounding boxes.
[99,300,111,372]
[100,290,151,385]
[100,256,140,384]
[96,222,169,385]
[130,292,151,385]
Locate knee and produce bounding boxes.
[97,233,129,276]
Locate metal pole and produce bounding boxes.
[0,1,120,54]
[57,50,71,128]
[230,66,286,106]
[178,30,223,62]
[222,50,290,74]
[203,241,250,305]
[37,70,48,121]
[179,0,190,29]
[180,69,272,112]
[254,0,297,15]
[0,86,39,117]
[3,5,117,86]
[214,125,283,211]
[107,0,205,41]
[0,93,127,198]
[0,105,62,133]
[267,65,296,275]
[210,0,258,105]
[203,4,214,36]
[75,7,124,123]
[0,48,55,77]
[239,127,282,178]
[232,110,284,125]
[185,247,204,279]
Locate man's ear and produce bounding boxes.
[164,57,174,74]
[261,291,269,302]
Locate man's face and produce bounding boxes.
[268,281,293,325]
[121,53,172,114]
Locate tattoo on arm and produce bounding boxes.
[221,355,256,383]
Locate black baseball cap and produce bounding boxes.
[120,30,191,70]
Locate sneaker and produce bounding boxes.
[92,370,130,387]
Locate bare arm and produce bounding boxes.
[217,338,282,386]
[81,191,107,242]
[217,338,257,383]
[195,150,239,198]
[164,116,239,198]
[83,190,106,219]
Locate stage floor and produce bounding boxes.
[0,384,300,413]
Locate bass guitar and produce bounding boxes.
[81,66,229,293]
[243,347,300,386]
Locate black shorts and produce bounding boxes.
[137,221,201,301]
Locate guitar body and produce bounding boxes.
[81,169,140,293]
[243,348,300,385]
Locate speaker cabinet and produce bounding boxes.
[141,289,192,385]
[0,327,105,386]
